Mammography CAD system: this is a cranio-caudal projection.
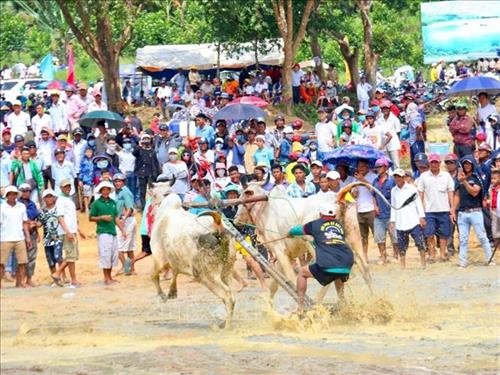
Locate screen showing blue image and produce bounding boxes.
[421,1,500,63]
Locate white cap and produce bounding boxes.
[255,135,266,141]
[311,160,323,168]
[140,133,151,140]
[12,100,22,107]
[283,126,293,134]
[3,185,18,197]
[320,203,338,216]
[326,171,340,180]
[392,168,406,177]
[42,189,57,198]
[18,183,32,191]
[96,181,114,193]
[168,147,178,154]
[215,137,224,144]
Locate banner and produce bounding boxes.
[421,1,500,64]
[67,45,75,84]
[39,53,54,80]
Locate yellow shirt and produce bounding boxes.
[244,142,258,173]
[285,161,297,184]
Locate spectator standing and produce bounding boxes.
[372,158,398,264]
[50,180,81,287]
[0,186,32,288]
[188,67,201,92]
[389,169,427,268]
[315,108,337,158]
[2,128,15,153]
[37,128,56,188]
[117,138,137,202]
[64,85,87,130]
[291,64,304,104]
[252,135,274,169]
[353,159,377,264]
[48,90,68,133]
[17,183,40,287]
[417,154,455,262]
[243,129,258,174]
[377,101,401,168]
[449,102,474,158]
[10,146,43,202]
[51,148,76,196]
[194,114,215,147]
[31,103,52,141]
[154,124,181,166]
[0,145,12,190]
[71,127,87,178]
[129,111,143,133]
[7,100,30,138]
[87,91,108,112]
[453,156,493,268]
[405,94,425,175]
[90,181,127,285]
[476,92,497,147]
[356,77,372,112]
[133,134,160,208]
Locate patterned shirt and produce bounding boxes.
[287,181,316,198]
[38,206,61,246]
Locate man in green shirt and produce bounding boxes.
[89,181,127,285]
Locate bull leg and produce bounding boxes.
[151,262,170,301]
[200,274,235,329]
[167,271,178,299]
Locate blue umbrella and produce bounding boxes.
[79,110,125,130]
[212,103,266,122]
[322,144,391,169]
[446,76,500,97]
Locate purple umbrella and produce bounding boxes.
[322,144,391,169]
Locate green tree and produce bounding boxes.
[25,28,51,60]
[55,0,144,111]
[0,11,27,56]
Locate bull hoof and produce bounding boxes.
[167,291,177,299]
[158,292,168,302]
[218,321,231,329]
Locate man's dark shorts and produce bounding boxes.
[424,212,452,238]
[141,235,151,254]
[309,263,349,286]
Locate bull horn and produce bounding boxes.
[336,181,371,203]
[241,175,249,189]
[169,175,176,187]
[337,181,415,210]
[258,171,271,187]
[197,210,222,226]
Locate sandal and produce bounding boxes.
[50,275,63,287]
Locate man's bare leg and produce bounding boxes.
[362,240,369,264]
[132,251,150,265]
[439,237,449,261]
[334,279,345,302]
[377,243,387,264]
[15,264,27,288]
[400,254,406,269]
[426,237,437,261]
[232,270,248,292]
[127,251,135,273]
[420,251,427,268]
[296,266,313,315]
[244,256,267,290]
[67,262,79,286]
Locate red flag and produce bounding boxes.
[67,45,75,85]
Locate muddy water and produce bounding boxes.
[1,218,499,374]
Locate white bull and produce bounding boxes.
[150,191,236,328]
[234,183,372,303]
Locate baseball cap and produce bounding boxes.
[375,158,390,167]
[392,168,406,177]
[168,147,178,154]
[25,140,36,148]
[57,134,67,141]
[326,171,340,180]
[283,126,293,134]
[3,185,18,197]
[14,134,24,142]
[140,133,151,140]
[96,181,114,192]
[159,124,169,131]
[444,153,458,162]
[72,127,84,135]
[13,100,22,107]
[54,148,65,156]
[2,128,11,135]
[18,183,32,191]
[428,153,441,163]
[49,89,60,96]
[311,160,323,168]
[375,88,385,93]
[255,135,266,142]
[478,142,492,152]
[59,179,72,187]
[112,173,126,181]
[320,203,337,217]
[256,117,266,124]
[274,115,285,122]
[42,189,57,198]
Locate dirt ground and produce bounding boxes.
[1,211,499,375]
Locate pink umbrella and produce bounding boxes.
[228,96,268,108]
[46,80,68,90]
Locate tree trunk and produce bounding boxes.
[99,55,121,113]
[216,41,221,78]
[345,48,360,91]
[254,40,260,71]
[309,26,324,81]
[282,39,294,115]
[357,0,378,92]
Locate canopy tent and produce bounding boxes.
[135,40,283,77]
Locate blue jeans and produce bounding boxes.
[126,173,139,203]
[457,210,492,267]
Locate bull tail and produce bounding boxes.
[337,181,416,211]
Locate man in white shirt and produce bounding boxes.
[254,76,268,95]
[315,108,337,156]
[71,128,87,177]
[477,92,497,147]
[87,91,108,112]
[0,185,31,288]
[49,90,69,133]
[390,168,427,268]
[291,64,304,104]
[376,102,401,168]
[353,159,377,263]
[416,154,454,262]
[362,111,384,149]
[356,76,372,111]
[31,103,52,141]
[37,128,56,188]
[7,100,31,138]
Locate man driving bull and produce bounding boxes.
[288,203,354,314]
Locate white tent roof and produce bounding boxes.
[135,40,283,71]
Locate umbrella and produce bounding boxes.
[228,96,268,108]
[78,110,125,130]
[322,144,391,169]
[446,76,500,97]
[45,80,68,90]
[212,103,266,122]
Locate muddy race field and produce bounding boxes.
[1,215,499,375]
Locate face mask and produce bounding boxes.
[88,140,96,146]
[215,144,223,151]
[96,160,108,169]
[309,144,317,151]
[342,114,350,120]
[358,115,366,122]
[216,169,226,177]
[123,143,132,151]
[168,154,177,161]
[285,134,293,141]
[372,106,380,112]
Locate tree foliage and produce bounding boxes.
[0,11,27,55]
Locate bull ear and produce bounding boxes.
[197,210,222,226]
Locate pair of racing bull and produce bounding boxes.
[149,178,386,328]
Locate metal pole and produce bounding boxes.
[183,195,269,209]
